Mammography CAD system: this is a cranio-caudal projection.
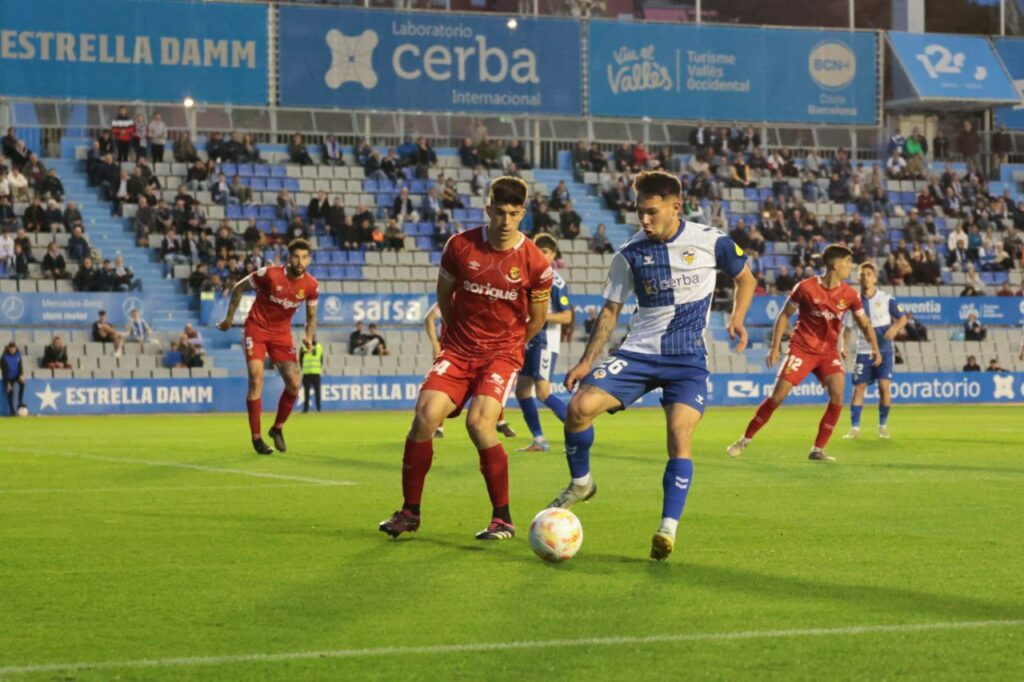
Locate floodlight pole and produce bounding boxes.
[1000,0,1006,36]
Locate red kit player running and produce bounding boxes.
[727,244,881,461]
[380,177,552,541]
[218,239,318,455]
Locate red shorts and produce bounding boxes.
[421,349,520,417]
[778,349,844,386]
[243,324,297,364]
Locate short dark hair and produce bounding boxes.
[488,176,529,207]
[98,309,107,316]
[634,171,682,200]
[858,261,877,274]
[533,233,558,252]
[822,244,853,268]
[288,238,311,254]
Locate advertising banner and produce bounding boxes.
[887,32,1018,103]
[277,7,582,114]
[17,371,1024,416]
[746,295,1024,327]
[588,22,878,124]
[0,292,157,326]
[0,0,268,104]
[993,37,1024,129]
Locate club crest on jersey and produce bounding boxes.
[506,266,522,283]
[296,290,306,300]
[682,248,696,265]
[837,299,847,310]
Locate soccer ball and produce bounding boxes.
[528,508,583,562]
[16,406,28,417]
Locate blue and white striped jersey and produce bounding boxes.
[844,289,905,354]
[603,220,747,363]
[528,270,570,353]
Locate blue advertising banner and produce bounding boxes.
[887,32,1018,103]
[746,295,1024,327]
[587,22,878,124]
[993,38,1024,129]
[277,7,582,114]
[0,292,156,326]
[16,371,1024,416]
[0,0,267,104]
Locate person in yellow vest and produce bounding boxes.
[300,337,323,413]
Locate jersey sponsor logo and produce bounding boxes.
[810,309,841,321]
[507,266,522,283]
[462,279,519,301]
[643,272,701,293]
[268,294,304,310]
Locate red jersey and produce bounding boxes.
[787,276,862,355]
[439,227,553,362]
[245,264,319,333]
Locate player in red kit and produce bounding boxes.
[379,177,552,541]
[728,245,881,461]
[218,239,318,455]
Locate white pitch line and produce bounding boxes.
[0,483,323,495]
[1,619,1021,676]
[3,448,357,487]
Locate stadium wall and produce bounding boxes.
[18,371,1024,416]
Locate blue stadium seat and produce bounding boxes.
[257,219,271,232]
[348,265,363,279]
[258,205,276,219]
[250,178,267,191]
[237,164,254,177]
[402,167,415,181]
[253,165,270,178]
[266,178,283,191]
[429,252,443,265]
[285,178,300,192]
[362,179,376,192]
[220,163,237,177]
[273,219,287,231]
[298,206,308,218]
[243,206,259,220]
[320,236,336,249]
[415,237,433,250]
[226,205,242,219]
[330,251,348,264]
[347,251,365,265]
[271,165,288,178]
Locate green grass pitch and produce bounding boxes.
[1,405,1023,680]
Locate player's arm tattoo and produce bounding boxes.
[304,300,318,340]
[581,300,623,364]
[223,274,256,324]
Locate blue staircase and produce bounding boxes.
[46,156,199,332]
[531,169,634,247]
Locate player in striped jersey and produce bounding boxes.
[546,171,756,560]
[841,262,907,439]
[515,233,572,452]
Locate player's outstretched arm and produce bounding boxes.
[565,300,622,391]
[217,275,256,331]
[728,265,756,353]
[767,301,797,368]
[855,311,883,366]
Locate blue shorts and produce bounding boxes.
[853,351,894,385]
[581,350,709,414]
[522,343,558,382]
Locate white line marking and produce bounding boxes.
[0,483,323,495]
[1,619,1021,676]
[2,448,357,486]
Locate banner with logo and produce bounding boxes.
[0,0,267,104]
[746,295,1024,327]
[587,22,878,124]
[16,371,1024,416]
[993,38,1024,129]
[277,7,582,114]
[887,32,1019,104]
[0,292,156,326]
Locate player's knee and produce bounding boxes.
[535,382,551,400]
[464,413,494,441]
[566,396,593,428]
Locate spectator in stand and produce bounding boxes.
[66,225,90,263]
[992,125,1012,174]
[113,254,141,292]
[441,178,463,211]
[41,242,67,279]
[165,341,186,369]
[173,132,199,164]
[126,308,160,348]
[8,167,29,202]
[161,228,188,272]
[366,323,389,356]
[111,106,135,162]
[459,137,480,168]
[146,112,167,162]
[205,131,226,163]
[902,312,928,341]
[885,149,907,179]
[60,201,81,233]
[321,134,344,166]
[413,137,437,177]
[133,196,156,247]
[421,186,442,223]
[0,196,14,231]
[21,196,43,233]
[1,127,17,159]
[288,133,314,165]
[774,265,796,293]
[956,120,982,169]
[307,191,329,231]
[549,181,570,211]
[506,139,531,171]
[42,336,71,370]
[239,133,261,164]
[730,155,754,188]
[2,341,26,416]
[73,255,99,291]
[183,323,204,354]
[962,355,981,371]
[188,262,209,294]
[559,201,582,240]
[0,231,13,271]
[589,223,614,254]
[276,189,297,222]
[286,215,309,241]
[964,312,986,341]
[92,309,124,357]
[383,219,405,251]
[432,217,453,250]
[614,142,636,173]
[391,187,418,223]
[997,281,1016,297]
[185,160,210,192]
[38,169,64,203]
[380,148,401,183]
[986,358,1005,372]
[210,173,233,207]
[229,175,252,206]
[363,150,388,182]
[10,241,28,280]
[327,197,351,246]
[478,136,501,169]
[132,113,148,161]
[932,129,949,161]
[348,322,374,355]
[111,169,131,216]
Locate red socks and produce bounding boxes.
[478,443,510,508]
[402,438,434,507]
[246,398,261,439]
[814,402,844,449]
[744,399,779,439]
[273,390,298,430]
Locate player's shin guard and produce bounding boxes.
[542,394,568,423]
[814,402,844,449]
[273,390,299,429]
[565,426,594,481]
[246,398,262,439]
[518,396,543,438]
[661,458,694,527]
[402,437,434,512]
[879,404,890,427]
[850,404,863,428]
[478,443,510,517]
[744,399,779,439]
